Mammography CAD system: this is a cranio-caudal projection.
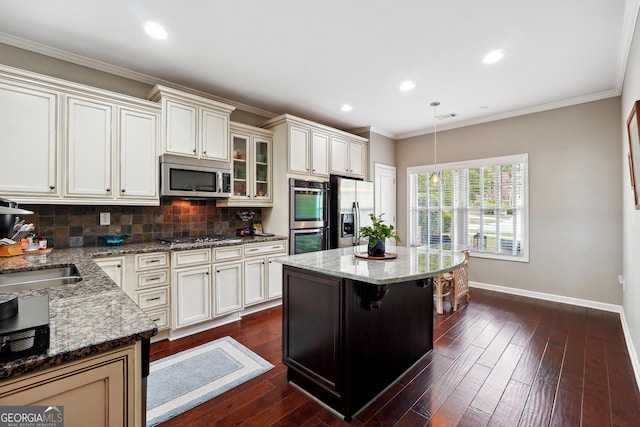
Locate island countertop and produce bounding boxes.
[276,245,466,285]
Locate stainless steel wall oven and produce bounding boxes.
[289,178,329,254]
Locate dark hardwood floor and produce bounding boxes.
[150,288,640,426]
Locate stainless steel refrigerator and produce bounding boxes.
[329,175,374,248]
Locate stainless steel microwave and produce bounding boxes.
[160,154,232,198]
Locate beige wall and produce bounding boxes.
[396,98,622,304]
[368,131,395,180]
[621,8,640,371]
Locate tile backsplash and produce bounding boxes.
[21,199,261,249]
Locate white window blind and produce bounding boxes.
[408,154,528,262]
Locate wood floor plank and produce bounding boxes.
[152,290,640,427]
[581,332,613,426]
[412,344,485,419]
[428,363,492,426]
[476,321,520,368]
[362,354,455,426]
[470,342,526,414]
[510,314,555,385]
[487,379,530,427]
[457,406,492,427]
[518,328,568,426]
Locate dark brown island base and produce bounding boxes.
[277,245,465,422]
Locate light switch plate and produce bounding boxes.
[99,212,111,226]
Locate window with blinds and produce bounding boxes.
[408,154,529,262]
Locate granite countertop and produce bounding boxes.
[0,234,287,380]
[276,245,466,285]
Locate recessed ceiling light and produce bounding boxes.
[144,22,168,39]
[480,105,489,109]
[399,81,416,92]
[341,104,353,112]
[483,49,504,64]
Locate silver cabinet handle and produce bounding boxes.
[146,277,161,282]
[146,259,160,264]
[146,296,161,302]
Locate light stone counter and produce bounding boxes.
[276,245,466,285]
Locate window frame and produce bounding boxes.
[407,153,529,262]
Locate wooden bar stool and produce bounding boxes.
[433,274,452,315]
[448,250,470,311]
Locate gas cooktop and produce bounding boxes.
[160,235,241,247]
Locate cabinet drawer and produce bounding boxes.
[244,241,287,257]
[136,269,169,290]
[135,252,169,271]
[135,288,169,310]
[172,249,211,267]
[213,246,243,262]
[145,307,170,330]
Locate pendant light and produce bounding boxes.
[430,101,440,185]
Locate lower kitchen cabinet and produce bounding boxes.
[93,256,126,288]
[243,241,288,307]
[213,261,243,316]
[173,265,212,329]
[96,252,171,339]
[244,257,266,306]
[0,342,142,427]
[267,255,285,299]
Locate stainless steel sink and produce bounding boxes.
[0,266,82,292]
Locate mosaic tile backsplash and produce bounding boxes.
[21,199,262,249]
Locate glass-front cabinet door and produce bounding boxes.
[231,133,249,199]
[219,123,273,207]
[253,137,270,201]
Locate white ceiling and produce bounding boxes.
[0,0,636,138]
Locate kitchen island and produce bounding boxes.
[277,245,465,421]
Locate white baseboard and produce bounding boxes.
[469,281,640,392]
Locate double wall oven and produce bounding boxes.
[289,178,329,254]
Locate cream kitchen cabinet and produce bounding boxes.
[0,342,142,427]
[0,79,60,198]
[94,256,126,289]
[65,95,159,203]
[124,252,171,339]
[0,65,160,205]
[147,85,235,162]
[171,249,213,329]
[242,241,288,308]
[217,122,273,207]
[65,96,113,198]
[212,246,243,316]
[287,124,329,178]
[118,107,159,201]
[213,262,243,316]
[330,136,366,178]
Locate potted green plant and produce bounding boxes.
[359,213,400,256]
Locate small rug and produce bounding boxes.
[146,336,274,426]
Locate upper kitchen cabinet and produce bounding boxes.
[0,65,161,205]
[217,122,274,207]
[0,78,60,197]
[260,114,368,239]
[261,114,366,181]
[330,136,366,178]
[147,85,235,162]
[286,125,330,177]
[64,94,160,204]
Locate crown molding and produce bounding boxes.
[0,32,277,120]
